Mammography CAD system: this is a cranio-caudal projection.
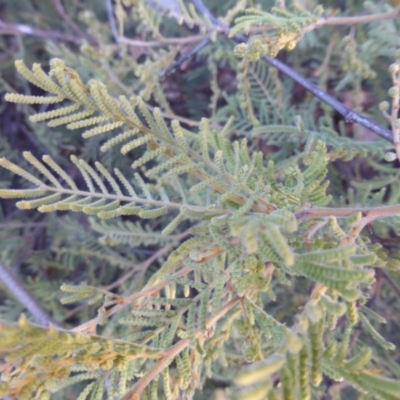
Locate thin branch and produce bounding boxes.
[166,0,395,144]
[297,203,400,247]
[121,296,241,400]
[259,54,394,143]
[121,32,211,47]
[296,203,400,221]
[0,261,62,328]
[71,237,241,333]
[159,38,212,78]
[312,8,400,28]
[52,0,99,46]
[0,19,82,45]
[105,0,121,44]
[104,228,190,291]
[20,185,228,215]
[71,265,193,333]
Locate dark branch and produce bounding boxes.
[161,0,395,144]
[159,38,211,78]
[259,55,394,143]
[105,0,121,45]
[0,261,62,328]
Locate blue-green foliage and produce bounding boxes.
[0,1,399,400]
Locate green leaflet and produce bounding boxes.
[234,381,272,400]
[120,134,153,154]
[17,193,61,210]
[166,275,206,291]
[350,253,378,266]
[67,115,110,130]
[0,188,48,198]
[296,246,355,264]
[235,353,286,385]
[320,295,346,317]
[295,262,372,284]
[231,186,267,218]
[43,155,78,190]
[171,120,190,150]
[308,317,324,386]
[356,374,400,398]
[162,212,185,235]
[345,347,372,371]
[23,151,62,188]
[101,129,139,152]
[189,175,224,193]
[139,206,168,219]
[358,313,395,350]
[81,122,125,139]
[262,225,294,266]
[198,289,210,332]
[163,162,205,178]
[186,303,196,348]
[118,317,165,327]
[29,103,80,122]
[83,200,120,215]
[262,209,297,232]
[60,283,99,304]
[145,154,187,178]
[199,118,211,161]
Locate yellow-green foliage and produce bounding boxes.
[0,1,400,400]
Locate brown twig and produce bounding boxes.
[296,203,400,221]
[310,8,400,29]
[121,296,241,400]
[71,265,193,334]
[104,229,190,291]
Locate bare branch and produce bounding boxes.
[0,261,62,328]
[0,19,81,45]
[105,0,120,44]
[121,296,241,400]
[161,0,395,144]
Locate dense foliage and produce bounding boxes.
[0,1,400,399]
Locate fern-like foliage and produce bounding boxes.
[0,59,396,398]
[1,3,400,399]
[231,4,323,60]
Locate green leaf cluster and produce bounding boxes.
[0,1,400,400]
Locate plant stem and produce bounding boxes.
[0,19,82,45]
[179,0,396,144]
[314,8,400,27]
[121,296,241,400]
[105,0,120,44]
[104,229,191,291]
[296,203,400,221]
[0,261,62,328]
